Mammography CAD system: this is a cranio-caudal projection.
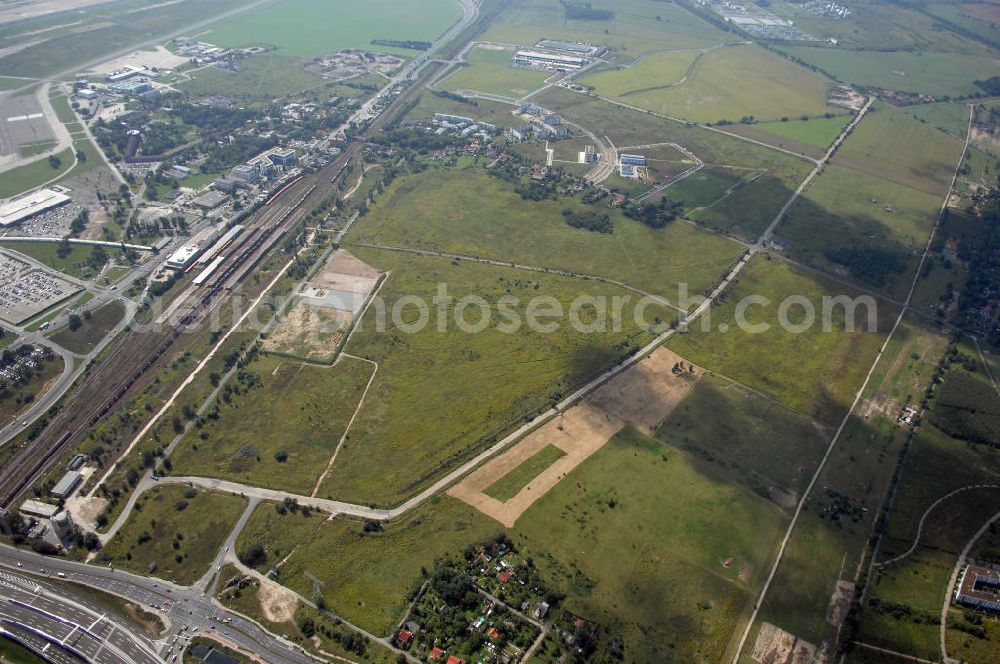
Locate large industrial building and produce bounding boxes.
[165,226,223,269]
[512,49,588,70]
[0,189,71,227]
[50,471,81,500]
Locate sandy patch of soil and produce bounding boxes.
[751,622,822,664]
[449,347,701,526]
[65,494,107,530]
[826,580,855,629]
[263,301,349,360]
[258,576,298,624]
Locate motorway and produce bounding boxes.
[0,544,319,664]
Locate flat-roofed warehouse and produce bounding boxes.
[50,470,81,500]
[0,189,70,227]
[513,50,588,70]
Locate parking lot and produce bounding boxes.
[0,270,80,324]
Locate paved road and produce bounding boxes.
[0,544,320,664]
[0,566,161,664]
[0,232,185,447]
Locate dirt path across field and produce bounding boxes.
[449,347,700,526]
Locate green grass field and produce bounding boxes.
[751,115,852,149]
[483,443,565,501]
[602,44,835,124]
[779,46,1000,98]
[669,257,896,425]
[345,162,744,300]
[480,0,731,54]
[833,102,964,197]
[18,140,56,158]
[239,425,787,661]
[0,351,63,428]
[578,49,700,96]
[901,101,972,139]
[750,314,948,647]
[440,46,550,99]
[0,149,73,199]
[97,485,246,585]
[169,354,373,494]
[0,0,246,78]
[779,162,943,297]
[0,242,123,280]
[534,87,814,241]
[177,55,326,106]
[316,248,674,506]
[205,0,461,58]
[657,374,829,506]
[49,301,124,355]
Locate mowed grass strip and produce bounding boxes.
[345,164,744,299]
[833,101,965,196]
[483,443,566,502]
[98,485,246,585]
[669,257,897,425]
[169,354,373,494]
[318,248,675,506]
[0,242,123,280]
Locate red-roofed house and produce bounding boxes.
[487,627,501,641]
[396,629,413,648]
[498,572,511,583]
[446,656,466,664]
[429,646,446,661]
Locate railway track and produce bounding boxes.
[0,178,317,510]
[0,0,505,511]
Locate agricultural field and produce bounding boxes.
[316,248,676,506]
[168,354,374,494]
[737,114,852,149]
[239,426,787,661]
[656,374,829,508]
[748,314,949,651]
[590,44,837,124]
[902,100,973,139]
[779,163,943,298]
[578,49,700,97]
[669,257,897,426]
[479,0,731,53]
[96,485,246,585]
[345,162,744,301]
[204,0,462,58]
[832,102,965,197]
[440,45,550,99]
[779,46,1000,98]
